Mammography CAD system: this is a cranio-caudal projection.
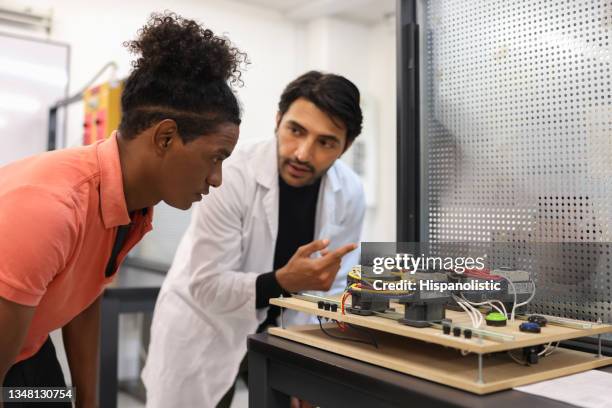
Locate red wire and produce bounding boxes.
[334,292,350,332]
[341,292,349,315]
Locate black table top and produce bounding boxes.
[248,332,610,408]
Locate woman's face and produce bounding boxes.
[158,122,239,210]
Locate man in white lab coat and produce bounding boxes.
[142,71,365,407]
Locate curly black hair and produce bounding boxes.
[278,71,363,146]
[119,12,249,142]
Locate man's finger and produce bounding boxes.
[297,239,330,257]
[330,243,358,259]
[317,243,357,266]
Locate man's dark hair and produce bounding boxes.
[119,12,248,143]
[278,71,363,145]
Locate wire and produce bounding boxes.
[544,342,560,357]
[538,341,560,357]
[464,301,484,327]
[341,291,350,315]
[317,317,378,348]
[497,275,518,321]
[511,280,536,320]
[346,323,379,348]
[453,294,483,328]
[507,350,528,366]
[538,342,552,356]
[453,295,481,328]
[460,294,508,318]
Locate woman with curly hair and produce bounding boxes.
[0,12,246,407]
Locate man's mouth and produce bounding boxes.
[286,161,313,177]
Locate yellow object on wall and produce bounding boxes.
[83,80,123,145]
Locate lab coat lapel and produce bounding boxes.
[254,139,279,239]
[315,163,342,240]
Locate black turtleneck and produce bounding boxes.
[255,176,322,330]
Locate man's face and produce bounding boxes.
[277,98,349,187]
[158,122,239,210]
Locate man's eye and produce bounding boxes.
[320,139,335,148]
[290,127,300,135]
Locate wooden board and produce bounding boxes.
[270,297,612,354]
[269,324,612,394]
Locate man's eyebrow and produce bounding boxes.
[286,120,307,132]
[318,134,341,144]
[287,120,341,143]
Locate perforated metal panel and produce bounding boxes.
[420,0,612,321]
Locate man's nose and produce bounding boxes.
[295,138,315,163]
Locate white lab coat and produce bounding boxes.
[142,138,365,407]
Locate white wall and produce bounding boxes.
[365,18,397,242]
[300,16,397,241]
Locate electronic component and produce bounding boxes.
[455,268,533,307]
[464,329,472,339]
[485,312,507,327]
[346,265,394,315]
[330,304,338,313]
[317,301,324,310]
[453,327,461,337]
[522,345,545,365]
[519,322,541,333]
[528,315,547,327]
[399,272,450,327]
[443,323,451,335]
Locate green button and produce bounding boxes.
[486,312,507,321]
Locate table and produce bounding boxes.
[248,332,612,408]
[99,265,165,408]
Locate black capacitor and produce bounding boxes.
[453,327,461,337]
[442,324,451,335]
[317,301,325,310]
[464,329,472,339]
[324,302,331,311]
[330,304,338,312]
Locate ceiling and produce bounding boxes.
[232,0,396,25]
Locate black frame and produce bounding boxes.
[47,92,82,151]
[396,0,420,242]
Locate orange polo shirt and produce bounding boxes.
[0,133,153,362]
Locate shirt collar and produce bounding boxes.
[97,132,131,228]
